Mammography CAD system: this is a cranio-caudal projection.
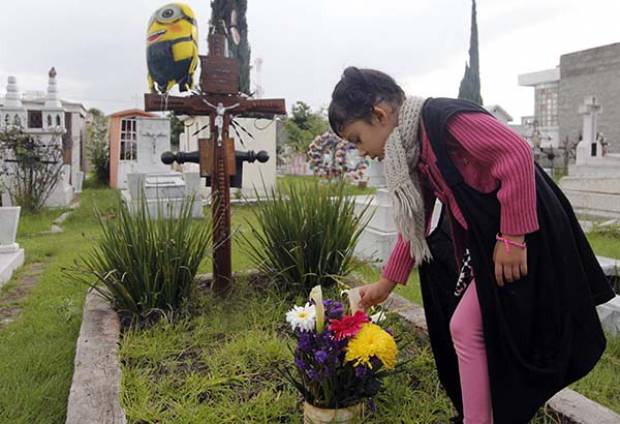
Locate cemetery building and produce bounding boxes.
[0,68,87,207]
[108,109,202,218]
[108,109,171,189]
[519,42,620,153]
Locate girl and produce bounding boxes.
[328,67,614,424]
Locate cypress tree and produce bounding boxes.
[458,0,483,105]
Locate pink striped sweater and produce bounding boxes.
[383,112,539,284]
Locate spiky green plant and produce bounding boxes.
[241,180,371,294]
[67,193,211,324]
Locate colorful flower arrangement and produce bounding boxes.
[307,132,368,183]
[280,286,403,411]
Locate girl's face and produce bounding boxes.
[340,102,399,161]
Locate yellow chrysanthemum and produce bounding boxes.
[345,323,398,369]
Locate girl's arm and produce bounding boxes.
[447,112,539,236]
[382,234,415,284]
[359,235,412,310]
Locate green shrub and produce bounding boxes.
[68,194,211,324]
[241,180,370,294]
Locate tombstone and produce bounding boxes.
[0,206,25,287]
[353,190,443,267]
[560,96,620,219]
[122,170,203,219]
[576,96,603,165]
[366,159,386,187]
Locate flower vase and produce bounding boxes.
[303,402,364,424]
[357,180,368,189]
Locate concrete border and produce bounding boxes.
[65,290,126,424]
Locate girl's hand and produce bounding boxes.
[358,277,398,310]
[493,234,527,287]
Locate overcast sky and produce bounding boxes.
[1,0,619,122]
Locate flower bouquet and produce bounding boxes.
[280,286,405,423]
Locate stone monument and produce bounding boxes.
[119,116,203,218]
[560,96,620,218]
[0,206,24,287]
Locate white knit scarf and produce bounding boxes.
[383,96,432,264]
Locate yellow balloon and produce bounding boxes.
[146,3,199,94]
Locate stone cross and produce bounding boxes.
[576,96,603,165]
[145,32,285,295]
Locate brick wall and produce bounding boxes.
[559,42,620,153]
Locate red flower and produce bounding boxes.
[328,311,369,340]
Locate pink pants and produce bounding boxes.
[449,279,493,424]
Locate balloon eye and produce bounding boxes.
[158,6,181,22]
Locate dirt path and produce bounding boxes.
[0,262,45,329]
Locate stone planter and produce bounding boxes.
[0,206,21,253]
[303,402,364,424]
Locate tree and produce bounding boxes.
[0,127,64,213]
[86,108,109,186]
[210,0,251,94]
[282,101,329,153]
[458,0,483,105]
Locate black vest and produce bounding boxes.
[418,97,614,423]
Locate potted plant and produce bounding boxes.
[280,286,404,423]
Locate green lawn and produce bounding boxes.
[0,188,119,423]
[120,276,565,424]
[1,183,619,423]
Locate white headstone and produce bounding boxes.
[576,96,603,165]
[0,207,20,253]
[136,117,172,174]
[366,159,386,187]
[127,173,146,200]
[183,172,201,196]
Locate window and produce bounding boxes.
[120,118,137,160]
[27,110,43,128]
[534,83,559,127]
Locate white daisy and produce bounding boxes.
[286,303,316,332]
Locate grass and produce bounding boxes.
[120,276,566,423]
[587,229,620,259]
[277,175,377,196]
[0,187,118,424]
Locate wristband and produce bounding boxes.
[496,234,526,254]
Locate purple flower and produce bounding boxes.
[306,368,320,381]
[323,299,344,320]
[298,332,313,352]
[315,350,328,364]
[368,398,377,413]
[355,366,368,379]
[294,357,306,371]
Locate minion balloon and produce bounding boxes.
[147,3,199,94]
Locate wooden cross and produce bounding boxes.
[145,32,285,295]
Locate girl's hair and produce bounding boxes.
[328,67,405,137]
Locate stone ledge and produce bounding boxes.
[65,290,126,424]
[547,388,620,424]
